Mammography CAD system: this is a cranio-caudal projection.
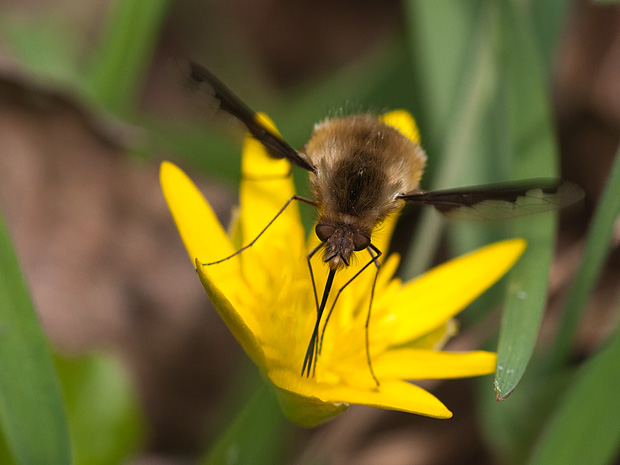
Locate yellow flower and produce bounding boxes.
[160,111,526,427]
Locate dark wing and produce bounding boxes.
[175,57,316,173]
[398,179,584,220]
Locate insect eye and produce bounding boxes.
[315,224,335,242]
[353,233,370,251]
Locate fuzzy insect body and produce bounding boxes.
[307,115,426,269]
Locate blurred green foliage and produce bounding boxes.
[0,215,71,465]
[55,354,145,465]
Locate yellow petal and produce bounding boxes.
[239,114,307,280]
[380,110,421,144]
[270,369,452,426]
[379,239,526,346]
[374,349,497,379]
[422,319,458,347]
[160,161,241,288]
[196,260,266,367]
[375,320,457,354]
[240,113,294,178]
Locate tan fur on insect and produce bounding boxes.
[305,115,427,269]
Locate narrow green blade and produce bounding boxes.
[551,145,620,368]
[404,0,481,146]
[528,313,620,465]
[200,381,289,465]
[494,0,560,399]
[85,0,170,116]
[0,214,72,464]
[495,214,555,400]
[56,354,144,465]
[402,0,499,278]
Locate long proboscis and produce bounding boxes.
[302,268,337,378]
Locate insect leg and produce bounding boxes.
[203,195,316,265]
[365,244,381,386]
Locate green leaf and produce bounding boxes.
[476,361,571,465]
[0,214,72,464]
[494,0,560,399]
[530,1,573,69]
[56,353,144,465]
[85,0,170,116]
[495,215,555,400]
[402,1,499,278]
[200,380,289,465]
[550,145,620,368]
[527,313,620,465]
[404,0,482,147]
[0,13,82,89]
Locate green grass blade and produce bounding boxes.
[404,0,481,148]
[0,214,72,465]
[494,0,560,399]
[476,361,572,465]
[200,380,289,465]
[550,146,620,368]
[85,0,170,116]
[402,2,498,278]
[56,354,144,465]
[495,215,556,400]
[530,1,573,69]
[527,311,620,465]
[0,13,82,89]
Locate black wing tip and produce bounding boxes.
[172,56,221,87]
[173,57,318,173]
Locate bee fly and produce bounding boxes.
[176,58,584,385]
